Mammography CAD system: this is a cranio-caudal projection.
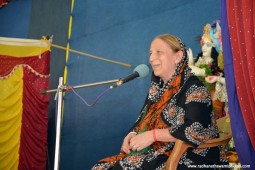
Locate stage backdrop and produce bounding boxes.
[61,0,220,169]
[0,0,221,169]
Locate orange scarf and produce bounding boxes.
[130,61,188,155]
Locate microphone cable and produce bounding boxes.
[65,85,111,107]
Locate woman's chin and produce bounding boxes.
[153,72,161,77]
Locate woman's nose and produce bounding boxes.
[150,53,156,61]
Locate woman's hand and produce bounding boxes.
[129,131,154,152]
[123,129,176,153]
[121,132,136,154]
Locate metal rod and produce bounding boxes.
[40,79,119,94]
[54,77,64,170]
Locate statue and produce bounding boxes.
[188,20,228,119]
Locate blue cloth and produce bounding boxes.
[221,0,255,168]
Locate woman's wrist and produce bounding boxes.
[152,129,157,142]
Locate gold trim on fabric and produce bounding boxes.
[0,64,50,80]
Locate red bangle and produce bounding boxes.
[153,129,157,142]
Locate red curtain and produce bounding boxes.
[0,0,10,7]
[227,0,255,149]
[19,52,50,170]
[0,37,50,169]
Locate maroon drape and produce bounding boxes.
[227,0,255,149]
[19,51,50,170]
[0,0,10,7]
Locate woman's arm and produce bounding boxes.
[129,129,176,152]
[152,129,177,142]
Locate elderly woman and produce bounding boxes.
[92,34,228,169]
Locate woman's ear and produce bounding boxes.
[175,50,183,64]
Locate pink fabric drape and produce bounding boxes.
[227,0,255,149]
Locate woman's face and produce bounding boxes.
[149,38,181,84]
[201,37,213,58]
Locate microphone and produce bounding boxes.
[110,64,149,88]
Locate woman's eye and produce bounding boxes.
[149,50,163,56]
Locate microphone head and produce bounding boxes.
[133,64,149,78]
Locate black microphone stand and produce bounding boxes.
[41,77,119,170]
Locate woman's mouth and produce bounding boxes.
[152,64,160,69]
